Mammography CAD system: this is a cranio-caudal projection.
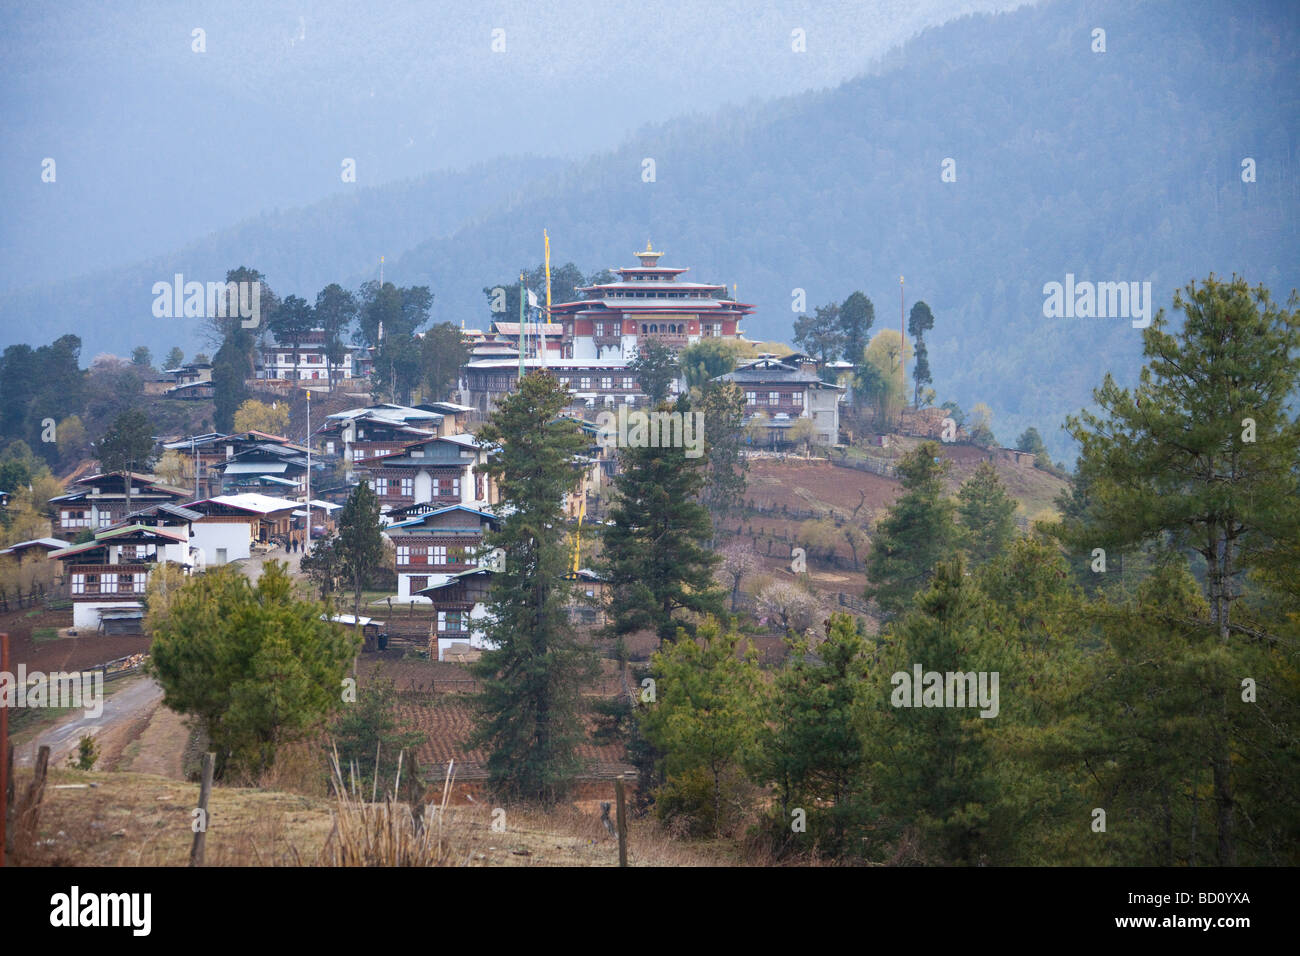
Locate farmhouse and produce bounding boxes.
[49,524,191,632]
[714,355,845,447]
[48,472,191,538]
[187,493,300,564]
[354,433,496,516]
[383,505,500,602]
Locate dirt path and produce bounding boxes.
[13,675,162,769]
[117,702,190,779]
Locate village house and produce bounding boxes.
[353,433,497,518]
[316,404,445,470]
[384,504,500,603]
[416,567,495,661]
[715,355,845,447]
[186,493,300,564]
[48,472,191,538]
[163,361,215,400]
[215,440,312,499]
[255,329,364,383]
[49,524,192,633]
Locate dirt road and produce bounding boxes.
[13,675,163,769]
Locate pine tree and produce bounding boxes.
[864,441,958,618]
[957,460,1017,565]
[696,380,749,519]
[601,398,725,647]
[866,557,1002,863]
[627,338,679,405]
[756,612,872,856]
[469,371,596,803]
[1062,274,1300,865]
[148,562,360,778]
[639,616,763,836]
[336,480,385,622]
[907,301,935,408]
[839,291,875,365]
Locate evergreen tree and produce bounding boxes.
[93,408,156,516]
[212,330,252,433]
[469,371,596,803]
[756,613,873,856]
[314,283,358,391]
[420,321,469,402]
[639,616,763,836]
[336,480,385,622]
[1062,274,1300,864]
[839,291,875,364]
[148,562,360,778]
[627,338,679,405]
[793,302,845,365]
[696,380,749,519]
[957,461,1017,565]
[866,557,1002,863]
[864,441,958,617]
[601,398,725,647]
[331,677,424,797]
[907,301,935,408]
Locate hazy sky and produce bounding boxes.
[0,0,1036,292]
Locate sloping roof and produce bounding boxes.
[0,537,72,555]
[716,358,844,389]
[200,493,301,514]
[49,524,189,559]
[223,462,289,475]
[385,505,500,530]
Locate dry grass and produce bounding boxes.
[321,751,473,866]
[6,761,746,866]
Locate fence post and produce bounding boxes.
[0,632,7,867]
[614,776,629,867]
[189,752,215,866]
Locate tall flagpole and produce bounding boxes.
[518,270,526,387]
[305,387,312,549]
[543,229,551,369]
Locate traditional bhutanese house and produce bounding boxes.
[49,524,191,632]
[415,568,497,661]
[163,362,215,399]
[49,472,192,538]
[714,356,845,447]
[187,493,300,564]
[356,434,495,517]
[1,537,73,564]
[460,357,650,416]
[160,432,228,498]
[384,505,500,602]
[105,501,204,567]
[564,568,609,627]
[216,443,310,499]
[316,403,445,468]
[419,401,475,435]
[0,537,72,592]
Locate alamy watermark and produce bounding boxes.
[595,407,704,459]
[890,664,999,718]
[152,273,261,327]
[0,665,104,718]
[1042,274,1153,328]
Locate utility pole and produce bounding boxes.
[899,275,906,432]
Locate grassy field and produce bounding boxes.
[6,766,742,867]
